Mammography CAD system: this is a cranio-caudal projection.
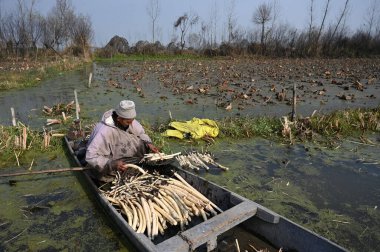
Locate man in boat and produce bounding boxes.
[85,100,159,181]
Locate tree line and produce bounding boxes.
[0,0,93,59]
[150,0,380,57]
[1,0,380,59]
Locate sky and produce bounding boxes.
[0,0,377,47]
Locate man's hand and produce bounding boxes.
[110,160,128,172]
[147,143,160,153]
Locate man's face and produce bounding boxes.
[117,117,134,127]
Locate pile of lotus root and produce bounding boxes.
[101,164,222,240]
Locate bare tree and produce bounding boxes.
[210,0,218,46]
[30,5,45,60]
[3,14,20,55]
[0,0,5,49]
[268,0,280,37]
[27,1,41,47]
[174,13,199,50]
[24,0,44,58]
[308,0,315,42]
[1,0,32,57]
[41,15,55,49]
[69,14,93,58]
[0,27,4,51]
[188,32,202,49]
[252,3,272,49]
[200,22,208,48]
[233,26,247,43]
[226,0,237,43]
[49,0,75,50]
[329,0,350,41]
[146,0,160,43]
[365,0,379,37]
[16,0,29,53]
[270,23,297,56]
[265,0,281,54]
[1,0,95,58]
[316,0,331,45]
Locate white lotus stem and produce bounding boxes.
[126,199,138,231]
[189,153,209,170]
[105,195,119,205]
[119,200,133,226]
[163,194,183,221]
[135,203,145,233]
[148,199,158,239]
[140,197,152,238]
[123,164,147,174]
[159,193,182,222]
[199,208,207,221]
[152,197,171,215]
[164,188,189,220]
[199,153,229,171]
[176,155,200,170]
[143,152,181,161]
[153,203,178,226]
[157,219,165,235]
[172,173,223,213]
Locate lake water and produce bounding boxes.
[0,63,379,251]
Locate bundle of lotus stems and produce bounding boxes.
[176,152,229,171]
[140,152,181,164]
[101,164,222,240]
[43,101,74,116]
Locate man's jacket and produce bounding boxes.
[85,109,151,177]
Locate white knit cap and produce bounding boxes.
[115,100,136,119]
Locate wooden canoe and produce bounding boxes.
[64,136,347,252]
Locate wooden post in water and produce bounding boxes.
[291,83,297,122]
[22,127,27,150]
[74,89,81,131]
[169,110,172,120]
[74,89,80,120]
[11,107,16,126]
[88,72,92,87]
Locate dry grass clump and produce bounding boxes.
[307,107,379,137]
[0,123,63,166]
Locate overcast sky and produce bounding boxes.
[1,0,377,46]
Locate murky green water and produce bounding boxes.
[165,135,380,251]
[0,152,132,251]
[200,138,379,251]
[0,63,379,251]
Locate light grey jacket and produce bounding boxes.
[85,109,151,177]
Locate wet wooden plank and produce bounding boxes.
[179,200,258,250]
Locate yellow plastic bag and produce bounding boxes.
[162,118,219,139]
